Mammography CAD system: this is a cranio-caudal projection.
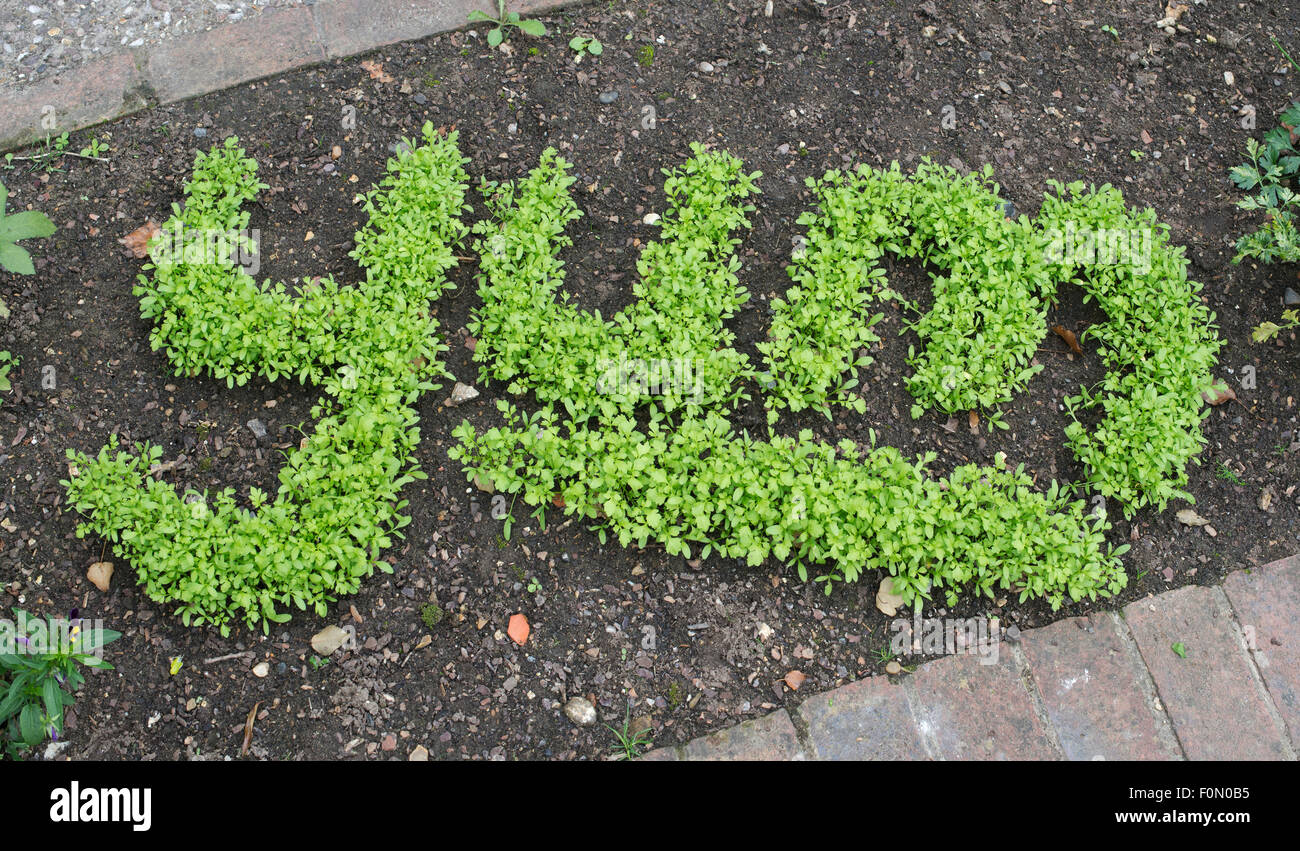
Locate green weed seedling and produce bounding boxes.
[468,1,547,48]
[607,703,652,760]
[1231,36,1299,333]
[569,35,603,59]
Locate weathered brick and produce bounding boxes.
[1223,555,1300,749]
[315,0,475,60]
[1125,585,1292,760]
[144,8,324,105]
[637,745,681,761]
[0,54,143,152]
[1021,612,1181,760]
[679,710,806,760]
[908,647,1060,760]
[797,675,927,759]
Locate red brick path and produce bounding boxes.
[644,556,1300,761]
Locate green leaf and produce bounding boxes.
[517,19,547,37]
[0,242,34,275]
[0,210,56,242]
[42,677,63,728]
[488,26,503,47]
[18,703,43,746]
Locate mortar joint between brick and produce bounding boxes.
[306,6,330,63]
[786,700,819,760]
[1107,608,1189,760]
[1009,641,1068,760]
[1215,584,1300,757]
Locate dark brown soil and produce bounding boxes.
[1,0,1298,760]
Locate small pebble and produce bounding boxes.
[598,90,618,104]
[564,697,597,726]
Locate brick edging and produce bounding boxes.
[644,554,1300,761]
[0,0,583,153]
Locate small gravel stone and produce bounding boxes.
[246,418,267,440]
[598,90,619,104]
[1284,287,1300,307]
[564,696,597,726]
[445,382,479,407]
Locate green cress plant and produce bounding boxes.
[759,160,1052,423]
[762,163,1221,518]
[451,146,1129,610]
[62,124,470,635]
[1037,182,1222,516]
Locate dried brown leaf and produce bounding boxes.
[1201,378,1236,406]
[119,221,160,258]
[361,60,393,83]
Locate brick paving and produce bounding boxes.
[0,0,577,152]
[643,555,1300,761]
